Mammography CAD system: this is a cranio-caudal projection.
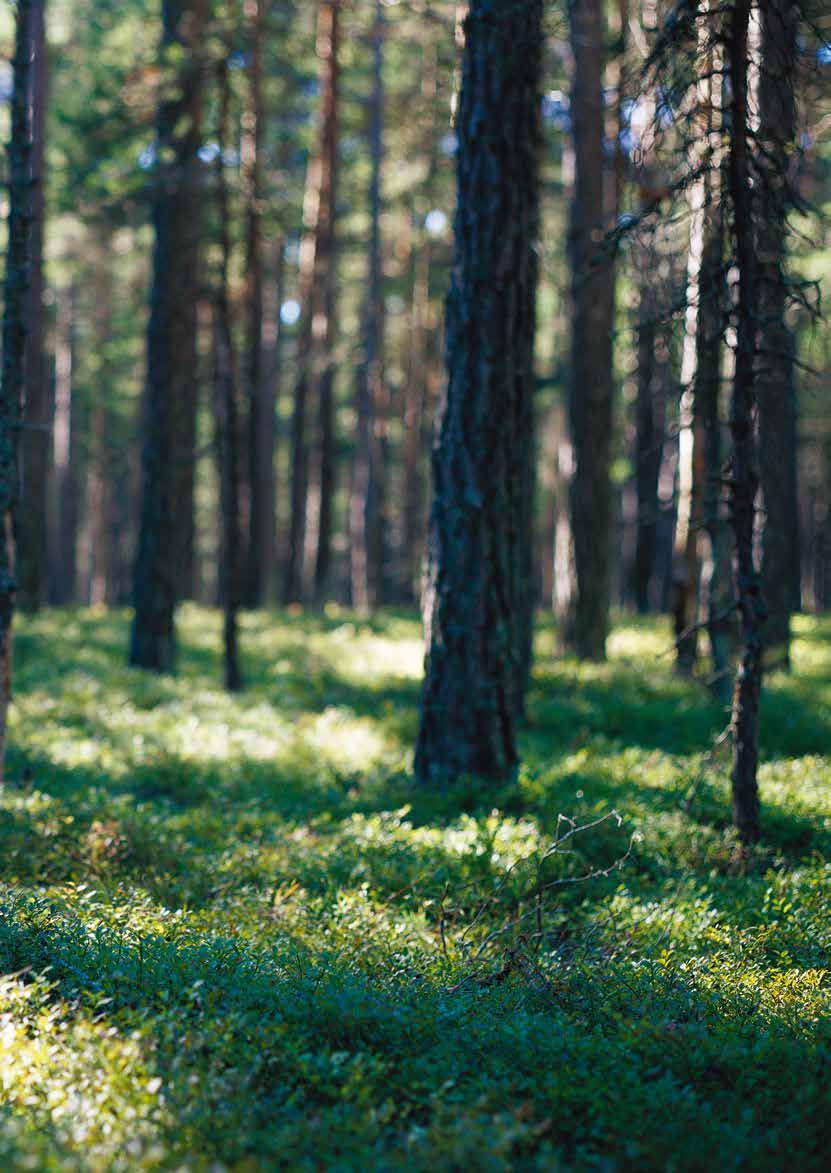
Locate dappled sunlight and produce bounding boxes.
[2,608,831,1168]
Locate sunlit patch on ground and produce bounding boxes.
[1,608,830,1169]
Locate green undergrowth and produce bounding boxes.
[1,605,830,1170]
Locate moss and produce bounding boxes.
[0,607,829,1170]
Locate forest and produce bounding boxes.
[0,0,830,1168]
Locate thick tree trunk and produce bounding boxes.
[757,0,799,670]
[415,0,542,784]
[18,0,48,615]
[214,56,242,692]
[351,0,386,613]
[242,0,270,609]
[0,0,35,778]
[129,0,205,671]
[567,0,616,661]
[283,0,340,604]
[728,0,764,845]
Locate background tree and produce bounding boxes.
[17,0,48,614]
[758,0,801,670]
[0,0,36,775]
[566,0,616,661]
[129,0,207,671]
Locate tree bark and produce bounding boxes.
[283,0,340,605]
[415,0,542,784]
[727,0,764,845]
[129,0,205,671]
[757,0,800,669]
[567,0,616,661]
[0,0,35,778]
[18,0,48,615]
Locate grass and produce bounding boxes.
[0,604,830,1170]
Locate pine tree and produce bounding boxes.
[415,0,542,784]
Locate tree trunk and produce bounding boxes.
[129,0,205,671]
[727,0,764,845]
[48,281,79,605]
[757,0,799,670]
[18,0,48,615]
[213,55,242,692]
[242,0,270,609]
[400,40,441,605]
[415,0,542,784]
[567,0,616,661]
[283,0,340,605]
[0,0,35,778]
[632,294,668,614]
[351,0,386,613]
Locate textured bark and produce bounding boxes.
[415,0,542,784]
[728,0,764,845]
[129,0,205,671]
[242,0,270,609]
[18,0,47,615]
[48,282,79,604]
[567,0,616,661]
[757,0,800,669]
[351,0,386,613]
[213,56,242,692]
[283,0,340,604]
[0,0,35,778]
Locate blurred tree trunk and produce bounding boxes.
[400,40,440,605]
[48,281,79,604]
[242,0,271,609]
[18,0,48,615]
[214,54,242,692]
[567,0,615,661]
[727,0,764,845]
[632,284,667,614]
[415,0,542,784]
[758,0,799,670]
[351,0,386,612]
[129,0,205,671]
[0,0,35,777]
[86,226,115,607]
[284,0,340,604]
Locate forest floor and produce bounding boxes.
[1,607,830,1170]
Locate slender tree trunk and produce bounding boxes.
[728,0,764,844]
[242,0,270,609]
[567,0,616,661]
[0,0,35,778]
[48,281,79,604]
[262,233,286,601]
[632,291,668,614]
[415,0,542,784]
[129,0,205,671]
[214,55,242,692]
[400,40,440,604]
[351,0,386,612]
[283,0,340,604]
[757,0,799,670]
[18,0,47,615]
